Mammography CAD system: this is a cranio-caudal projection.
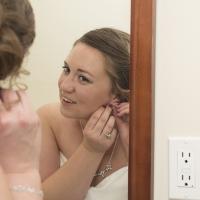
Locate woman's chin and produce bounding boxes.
[59,106,91,119]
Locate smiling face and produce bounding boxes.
[58,42,115,119]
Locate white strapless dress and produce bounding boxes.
[84,166,128,200]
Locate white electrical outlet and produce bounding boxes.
[169,137,200,199]
[177,171,194,188]
[177,150,195,188]
[178,150,192,169]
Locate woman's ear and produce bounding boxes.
[111,94,117,100]
[109,95,116,103]
[109,96,120,106]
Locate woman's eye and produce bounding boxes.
[79,75,90,83]
[62,66,70,74]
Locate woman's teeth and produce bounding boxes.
[63,97,75,104]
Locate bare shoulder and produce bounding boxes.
[37,102,75,128]
[37,103,81,157]
[37,103,64,126]
[37,103,62,180]
[37,103,63,138]
[37,102,60,119]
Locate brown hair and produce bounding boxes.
[0,0,35,83]
[74,28,130,102]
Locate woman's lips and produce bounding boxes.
[62,96,76,104]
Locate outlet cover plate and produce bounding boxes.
[169,137,200,199]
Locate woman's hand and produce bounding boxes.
[81,106,117,154]
[0,89,41,174]
[111,99,129,159]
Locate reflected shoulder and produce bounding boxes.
[37,102,60,119]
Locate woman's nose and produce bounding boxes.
[60,76,75,93]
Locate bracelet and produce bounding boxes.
[10,185,43,197]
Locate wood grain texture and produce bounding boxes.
[129,0,155,199]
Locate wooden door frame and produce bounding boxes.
[129,0,155,199]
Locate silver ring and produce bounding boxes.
[104,132,112,139]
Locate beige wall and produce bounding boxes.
[24,0,130,109]
[154,0,200,199]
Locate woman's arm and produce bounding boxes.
[42,144,104,200]
[1,167,43,200]
[0,166,13,200]
[0,90,43,200]
[38,105,116,200]
[7,170,42,200]
[38,105,60,181]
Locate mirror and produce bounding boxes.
[23,0,155,199]
[26,0,131,108]
[25,0,135,199]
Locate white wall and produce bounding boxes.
[154,0,200,199]
[24,0,130,109]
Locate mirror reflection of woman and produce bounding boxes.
[38,28,130,200]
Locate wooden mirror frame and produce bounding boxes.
[129,0,155,199]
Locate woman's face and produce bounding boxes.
[58,42,115,119]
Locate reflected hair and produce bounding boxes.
[74,27,130,102]
[0,0,35,87]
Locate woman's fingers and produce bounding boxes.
[82,106,118,153]
[93,106,112,135]
[102,128,117,143]
[16,90,33,110]
[0,99,6,112]
[1,89,20,103]
[84,107,105,130]
[110,98,120,106]
[117,108,129,117]
[117,102,128,107]
[100,115,115,139]
[116,103,129,117]
[116,103,129,111]
[0,89,21,110]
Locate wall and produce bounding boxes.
[24,0,130,109]
[154,0,200,199]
